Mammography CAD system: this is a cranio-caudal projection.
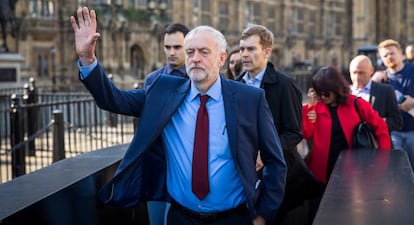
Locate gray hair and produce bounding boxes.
[184,25,228,53]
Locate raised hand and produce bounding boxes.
[371,70,387,83]
[306,88,317,105]
[70,7,101,66]
[307,110,317,123]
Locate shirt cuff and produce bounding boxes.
[78,59,98,80]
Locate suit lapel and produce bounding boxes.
[153,81,189,135]
[160,81,189,120]
[221,78,239,159]
[136,80,190,152]
[370,82,377,106]
[113,79,190,177]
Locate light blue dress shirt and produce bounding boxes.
[78,59,97,78]
[351,80,372,102]
[163,76,245,212]
[242,66,266,88]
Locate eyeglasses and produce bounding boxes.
[318,91,331,98]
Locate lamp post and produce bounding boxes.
[51,47,56,92]
[148,0,167,23]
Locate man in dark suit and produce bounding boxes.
[236,24,323,224]
[350,55,402,139]
[70,7,286,225]
[144,23,189,90]
[142,23,189,225]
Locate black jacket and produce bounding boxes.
[237,62,323,215]
[369,81,402,132]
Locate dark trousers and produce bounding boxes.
[167,201,252,225]
[269,195,323,225]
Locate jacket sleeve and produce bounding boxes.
[80,62,146,117]
[278,81,303,151]
[383,85,403,131]
[255,92,287,221]
[357,98,391,150]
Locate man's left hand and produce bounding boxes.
[252,215,266,225]
[256,152,264,171]
[400,95,414,112]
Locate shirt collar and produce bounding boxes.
[242,66,266,84]
[165,64,186,75]
[190,75,222,102]
[351,80,372,93]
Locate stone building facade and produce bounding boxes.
[2,0,414,89]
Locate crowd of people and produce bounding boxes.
[70,6,414,225]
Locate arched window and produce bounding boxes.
[130,45,145,81]
[36,54,49,78]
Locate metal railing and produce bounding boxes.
[0,78,138,184]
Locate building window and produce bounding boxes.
[131,45,145,80]
[89,0,101,4]
[138,0,147,7]
[266,7,276,32]
[245,2,251,25]
[245,2,261,25]
[288,8,295,33]
[201,0,210,25]
[29,0,55,18]
[335,13,343,36]
[36,54,49,78]
[327,10,343,37]
[193,0,211,25]
[218,2,229,31]
[201,0,210,11]
[252,2,261,24]
[77,0,86,4]
[296,8,304,33]
[308,10,316,36]
[327,11,334,36]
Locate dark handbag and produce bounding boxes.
[352,97,378,149]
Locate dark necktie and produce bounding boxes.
[192,95,209,200]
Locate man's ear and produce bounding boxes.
[264,47,272,58]
[218,52,227,67]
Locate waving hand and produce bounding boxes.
[70,7,101,66]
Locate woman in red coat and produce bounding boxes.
[303,66,391,184]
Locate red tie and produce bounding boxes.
[192,95,210,200]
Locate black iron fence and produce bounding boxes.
[0,78,138,183]
[287,69,314,96]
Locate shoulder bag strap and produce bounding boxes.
[354,97,363,122]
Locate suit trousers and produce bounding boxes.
[167,201,252,225]
[147,201,170,225]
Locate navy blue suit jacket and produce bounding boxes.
[81,63,287,221]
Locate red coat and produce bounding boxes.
[302,95,390,183]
